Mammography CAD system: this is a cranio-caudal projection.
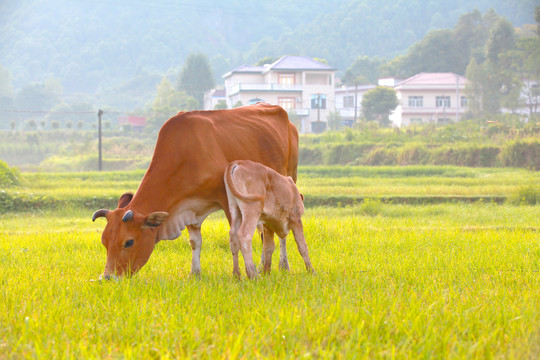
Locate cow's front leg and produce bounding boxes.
[261,226,275,274]
[279,236,290,270]
[187,225,202,276]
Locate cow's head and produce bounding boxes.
[92,193,169,279]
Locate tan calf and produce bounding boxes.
[224,160,314,279]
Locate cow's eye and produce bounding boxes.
[124,239,134,248]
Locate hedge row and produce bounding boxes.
[0,190,512,214]
[299,139,540,169]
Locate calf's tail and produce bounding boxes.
[225,162,264,202]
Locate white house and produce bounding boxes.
[221,56,336,133]
[203,89,226,110]
[334,84,376,127]
[390,73,468,127]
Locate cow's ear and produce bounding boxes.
[300,193,304,202]
[144,212,169,227]
[117,193,133,208]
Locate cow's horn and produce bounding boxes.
[122,210,134,223]
[92,209,110,222]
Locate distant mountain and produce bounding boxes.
[0,0,536,110]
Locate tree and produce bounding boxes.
[361,86,398,127]
[327,111,343,131]
[0,63,13,99]
[254,56,278,66]
[177,52,215,108]
[342,56,383,85]
[146,77,198,134]
[465,17,517,116]
[214,100,228,110]
[506,8,540,118]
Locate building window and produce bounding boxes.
[460,96,468,107]
[311,94,327,109]
[343,95,354,108]
[278,97,295,110]
[436,96,451,108]
[408,96,423,107]
[278,73,295,85]
[410,118,422,124]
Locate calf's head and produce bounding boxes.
[92,193,169,279]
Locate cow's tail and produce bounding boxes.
[225,162,264,202]
[287,119,299,183]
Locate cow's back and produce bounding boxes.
[130,104,298,214]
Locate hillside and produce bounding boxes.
[0,0,537,110]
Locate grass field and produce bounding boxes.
[1,166,539,358]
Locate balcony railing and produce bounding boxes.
[286,108,310,116]
[229,83,303,94]
[400,106,467,115]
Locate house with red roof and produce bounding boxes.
[390,72,468,127]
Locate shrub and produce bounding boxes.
[299,147,323,165]
[398,145,430,165]
[323,143,375,165]
[431,146,499,167]
[0,160,20,187]
[364,147,397,165]
[359,198,382,216]
[500,140,540,170]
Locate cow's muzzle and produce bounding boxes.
[100,274,119,281]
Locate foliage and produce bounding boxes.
[361,86,398,126]
[326,110,343,131]
[0,1,535,113]
[145,77,198,134]
[0,160,20,187]
[499,139,540,170]
[176,52,215,108]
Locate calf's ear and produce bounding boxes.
[144,212,169,227]
[300,193,304,202]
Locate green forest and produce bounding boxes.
[0,0,537,111]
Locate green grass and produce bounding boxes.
[1,166,539,358]
[1,203,539,358]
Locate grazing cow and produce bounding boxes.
[224,160,314,279]
[92,103,298,279]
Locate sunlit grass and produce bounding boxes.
[1,204,539,358]
[1,166,539,358]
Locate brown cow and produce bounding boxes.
[92,103,298,279]
[224,160,314,279]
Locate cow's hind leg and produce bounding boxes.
[187,225,203,276]
[290,220,314,273]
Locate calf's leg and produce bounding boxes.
[290,220,314,273]
[279,237,290,270]
[237,211,260,279]
[261,227,275,274]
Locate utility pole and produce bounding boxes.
[354,82,358,125]
[97,109,103,171]
[317,93,321,123]
[456,75,460,122]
